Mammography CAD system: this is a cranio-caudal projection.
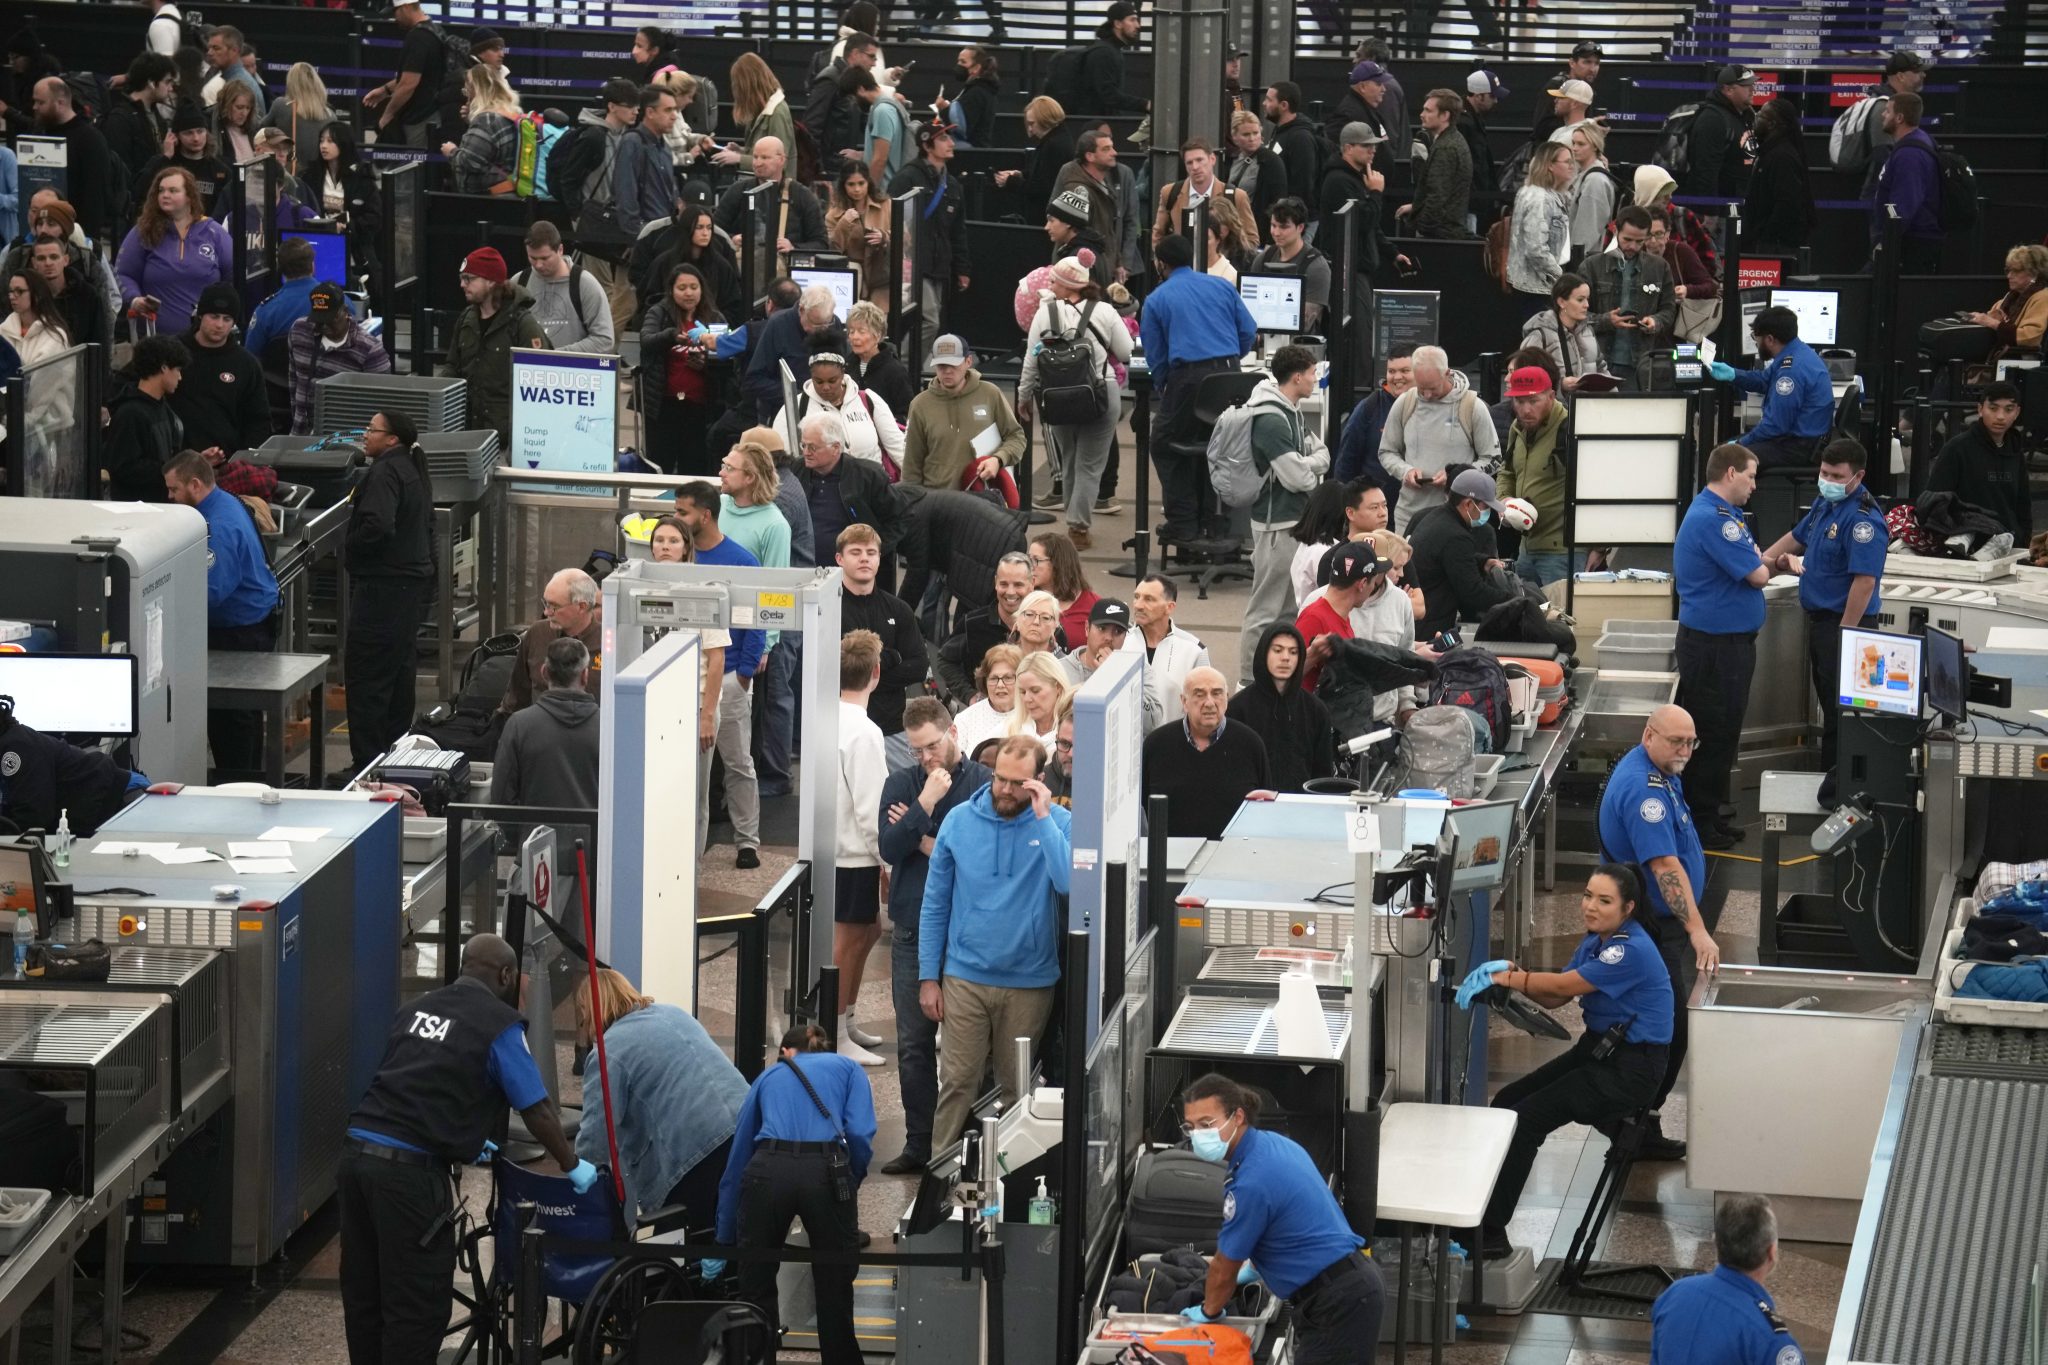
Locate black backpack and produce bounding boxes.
[1930,140,1980,231]
[1653,103,1702,178]
[1042,46,1089,112]
[1033,299,1107,426]
[547,123,608,216]
[1427,646,1513,750]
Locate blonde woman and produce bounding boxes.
[1564,123,1617,262]
[263,62,332,180]
[653,69,717,169]
[954,645,1020,758]
[719,53,793,162]
[1508,141,1575,318]
[570,967,749,1224]
[1006,651,1072,754]
[213,82,261,166]
[446,66,523,194]
[1011,589,1064,656]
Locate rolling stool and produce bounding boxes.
[1157,369,1261,595]
[1556,1107,1675,1304]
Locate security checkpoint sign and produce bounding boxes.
[17,137,66,203]
[510,349,618,488]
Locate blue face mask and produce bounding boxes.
[1473,508,1492,527]
[1189,1116,1237,1163]
[1817,478,1851,503]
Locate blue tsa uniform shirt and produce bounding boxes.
[1650,1262,1804,1365]
[1218,1126,1364,1297]
[197,484,280,628]
[1674,489,1765,634]
[1598,745,1707,923]
[715,1053,878,1244]
[1567,926,1674,1044]
[1731,337,1833,448]
[1790,493,1886,617]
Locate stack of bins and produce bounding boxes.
[1594,619,1679,674]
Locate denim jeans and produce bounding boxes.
[755,640,795,795]
[1515,549,1573,588]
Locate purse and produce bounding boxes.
[780,1057,853,1202]
[25,939,113,982]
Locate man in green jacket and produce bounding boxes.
[1240,343,1329,685]
[439,247,549,447]
[900,335,1025,494]
[1494,365,1572,586]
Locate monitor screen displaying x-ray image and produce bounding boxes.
[1445,800,1518,891]
[1838,626,1923,719]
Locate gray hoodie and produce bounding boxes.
[490,688,601,812]
[1377,369,1501,533]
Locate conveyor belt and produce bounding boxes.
[1157,995,1350,1060]
[1851,1075,2048,1363]
[1929,1021,2048,1081]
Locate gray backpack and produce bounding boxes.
[1399,706,1479,799]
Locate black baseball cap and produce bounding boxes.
[1571,40,1603,57]
[1089,598,1132,630]
[1326,543,1388,587]
[1884,50,1928,75]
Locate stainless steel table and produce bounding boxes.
[206,650,329,788]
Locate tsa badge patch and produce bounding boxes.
[1721,519,1744,542]
[1639,797,1667,824]
[1775,376,1795,396]
[1853,521,1875,543]
[1598,943,1626,964]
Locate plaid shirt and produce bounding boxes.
[288,316,392,434]
[213,456,277,500]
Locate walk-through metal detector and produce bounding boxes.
[598,560,845,1014]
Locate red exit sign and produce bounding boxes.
[1831,72,1878,107]
[1737,258,1785,290]
[1751,71,1780,105]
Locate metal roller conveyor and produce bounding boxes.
[0,1000,174,1198]
[1927,1022,2048,1082]
[1850,1075,2048,1364]
[1197,946,1349,991]
[26,947,233,1114]
[1158,994,1351,1060]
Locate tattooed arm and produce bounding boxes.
[1647,854,1721,973]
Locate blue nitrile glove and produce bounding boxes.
[1708,361,1737,382]
[1236,1262,1261,1286]
[476,1139,498,1164]
[1181,1303,1223,1323]
[567,1159,601,1193]
[701,1257,727,1279]
[1455,960,1514,1010]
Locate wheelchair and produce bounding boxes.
[451,1155,770,1365]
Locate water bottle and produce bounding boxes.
[12,909,31,976]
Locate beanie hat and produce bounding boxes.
[460,247,508,283]
[1048,256,1092,291]
[1047,185,1093,229]
[172,101,209,133]
[195,282,242,322]
[34,199,77,237]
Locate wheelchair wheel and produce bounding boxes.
[571,1259,693,1363]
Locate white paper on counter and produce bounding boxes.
[229,841,293,858]
[257,827,330,842]
[230,858,297,875]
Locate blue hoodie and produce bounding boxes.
[918,785,1072,989]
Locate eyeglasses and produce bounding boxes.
[1028,553,1050,567]
[908,737,949,757]
[1649,727,1700,751]
[1055,738,1074,753]
[986,673,1016,686]
[1019,611,1057,624]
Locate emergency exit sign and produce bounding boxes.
[1737,258,1785,290]
[1831,73,1877,107]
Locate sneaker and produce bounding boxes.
[844,1014,884,1048]
[837,1034,885,1066]
[735,846,761,870]
[1069,526,1092,551]
[1636,1132,1688,1162]
[1093,495,1123,515]
[1033,483,1064,510]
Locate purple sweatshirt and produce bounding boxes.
[115,217,236,335]
[1873,127,1941,242]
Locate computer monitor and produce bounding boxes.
[1837,627,1924,719]
[0,653,140,737]
[1239,274,1305,335]
[283,230,349,289]
[1771,288,1840,346]
[790,267,857,321]
[1444,800,1518,892]
[0,838,51,925]
[1924,625,1968,723]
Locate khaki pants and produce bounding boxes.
[583,256,638,337]
[930,975,1055,1156]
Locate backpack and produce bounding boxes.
[65,72,108,124]
[1482,215,1513,294]
[1930,140,1980,230]
[516,262,593,337]
[1042,46,1089,112]
[1829,94,1886,173]
[1033,298,1108,426]
[143,7,207,58]
[412,632,521,760]
[546,123,608,216]
[424,21,475,115]
[1427,645,1512,751]
[1388,386,1481,448]
[1205,393,1293,508]
[1496,140,1535,197]
[1399,705,1481,796]
[1122,1324,1255,1365]
[1653,103,1701,178]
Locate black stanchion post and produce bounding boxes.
[1869,210,1904,498]
[982,1232,1008,1365]
[818,963,841,1044]
[1053,927,1090,1365]
[514,1217,544,1365]
[443,807,466,983]
[735,906,770,1079]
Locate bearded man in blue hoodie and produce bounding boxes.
[918,733,1072,1155]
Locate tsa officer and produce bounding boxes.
[1598,705,1720,1161]
[1177,1074,1384,1363]
[340,934,596,1365]
[343,408,436,771]
[1707,305,1835,469]
[1651,1193,1805,1364]
[1457,865,1674,1259]
[713,1023,878,1365]
[1672,442,1770,849]
[164,448,280,776]
[1759,438,1888,789]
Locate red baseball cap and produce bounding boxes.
[1506,365,1554,398]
